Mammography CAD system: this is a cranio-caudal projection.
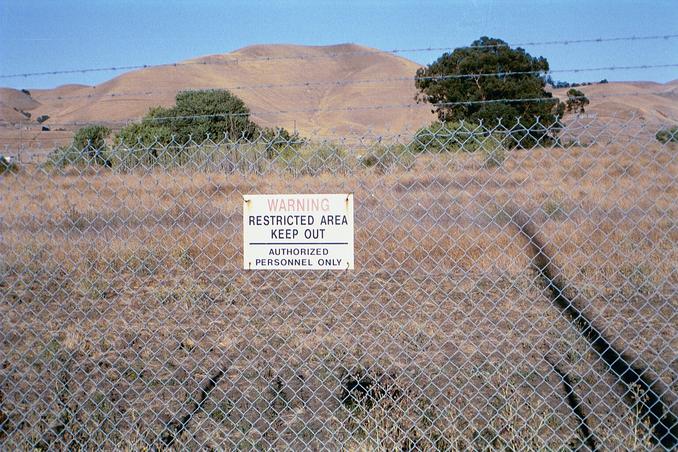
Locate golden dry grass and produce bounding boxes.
[0,134,676,449]
[2,43,677,152]
[0,44,435,141]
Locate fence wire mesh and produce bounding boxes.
[1,117,677,450]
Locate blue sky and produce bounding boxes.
[1,0,676,89]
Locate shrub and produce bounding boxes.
[565,88,589,114]
[48,145,113,169]
[360,144,414,173]
[73,125,111,150]
[655,126,678,144]
[117,89,258,146]
[410,121,507,154]
[411,121,478,153]
[48,124,112,168]
[276,141,349,175]
[0,156,19,174]
[73,124,112,166]
[483,145,507,168]
[261,127,304,159]
[116,120,174,147]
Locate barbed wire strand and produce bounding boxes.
[2,112,663,164]
[1,33,677,79]
[1,90,674,130]
[13,63,678,104]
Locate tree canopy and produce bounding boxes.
[117,89,258,145]
[73,124,111,150]
[565,88,590,114]
[415,37,565,143]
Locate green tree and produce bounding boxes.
[116,117,173,147]
[117,89,258,145]
[414,36,565,145]
[73,124,111,150]
[565,88,589,114]
[72,124,112,166]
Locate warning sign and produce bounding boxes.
[243,194,354,270]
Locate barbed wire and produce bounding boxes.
[1,90,674,130]
[0,112,661,159]
[1,33,677,79]
[0,107,660,142]
[14,63,678,104]
[1,108,665,154]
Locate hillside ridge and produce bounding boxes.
[0,43,676,150]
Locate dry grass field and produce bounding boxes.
[1,128,676,449]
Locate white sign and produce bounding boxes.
[243,194,354,270]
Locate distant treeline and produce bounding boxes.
[546,77,609,89]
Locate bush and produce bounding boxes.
[113,90,262,168]
[411,121,477,153]
[275,141,349,176]
[483,145,507,168]
[359,144,414,173]
[48,145,111,169]
[261,127,304,159]
[49,124,112,168]
[117,89,258,146]
[74,125,112,166]
[73,125,111,150]
[656,126,678,144]
[116,121,174,147]
[410,121,507,154]
[0,156,19,174]
[565,89,589,114]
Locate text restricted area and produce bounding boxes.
[243,194,354,270]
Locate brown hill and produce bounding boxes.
[1,43,676,151]
[553,81,678,124]
[0,88,40,123]
[1,44,433,139]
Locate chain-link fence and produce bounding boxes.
[1,118,677,450]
